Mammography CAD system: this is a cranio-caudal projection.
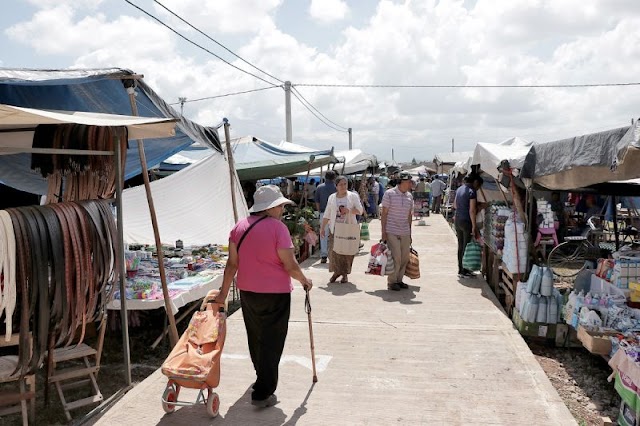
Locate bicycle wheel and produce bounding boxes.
[547,241,590,277]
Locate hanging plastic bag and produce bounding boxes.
[462,241,482,272]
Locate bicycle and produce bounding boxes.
[547,217,602,277]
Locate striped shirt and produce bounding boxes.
[381,187,413,236]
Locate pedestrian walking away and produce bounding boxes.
[380,172,414,291]
[216,185,313,408]
[430,175,447,213]
[320,175,364,284]
[315,171,337,264]
[453,174,484,278]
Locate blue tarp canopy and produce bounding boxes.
[0,68,221,194]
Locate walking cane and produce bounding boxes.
[305,289,318,383]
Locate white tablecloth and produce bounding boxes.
[107,273,223,314]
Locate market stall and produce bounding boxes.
[0,104,177,421]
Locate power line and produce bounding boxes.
[152,0,283,84]
[122,0,279,87]
[290,90,347,133]
[169,85,281,105]
[291,86,349,131]
[294,82,640,88]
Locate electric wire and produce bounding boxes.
[152,0,283,84]
[290,90,347,133]
[122,0,280,87]
[294,82,640,88]
[291,86,349,131]
[169,85,281,105]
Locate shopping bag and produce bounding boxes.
[360,222,370,241]
[365,242,386,276]
[333,222,361,255]
[462,241,482,272]
[404,248,420,279]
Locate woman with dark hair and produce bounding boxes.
[320,175,364,283]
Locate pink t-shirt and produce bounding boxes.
[229,216,294,293]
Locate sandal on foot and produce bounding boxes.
[340,276,348,283]
[329,273,340,283]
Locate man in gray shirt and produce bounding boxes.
[315,170,337,263]
[430,176,447,213]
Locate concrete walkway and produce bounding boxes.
[95,214,575,425]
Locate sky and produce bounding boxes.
[1,0,640,163]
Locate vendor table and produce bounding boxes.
[107,272,223,315]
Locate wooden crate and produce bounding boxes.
[500,262,526,315]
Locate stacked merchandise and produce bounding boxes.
[483,203,509,254]
[593,251,640,290]
[536,200,556,228]
[612,253,640,290]
[515,265,563,324]
[502,214,528,274]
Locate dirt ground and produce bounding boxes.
[528,341,620,426]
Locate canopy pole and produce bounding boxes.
[126,86,179,347]
[300,160,313,209]
[612,196,620,251]
[114,135,132,386]
[223,119,239,223]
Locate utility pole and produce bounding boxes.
[348,128,352,150]
[178,97,187,117]
[392,148,395,162]
[284,81,292,142]
[451,138,454,153]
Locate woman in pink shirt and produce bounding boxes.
[216,185,313,408]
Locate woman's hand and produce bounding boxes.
[301,277,313,291]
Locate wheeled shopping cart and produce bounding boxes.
[160,290,227,417]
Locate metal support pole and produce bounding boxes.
[452,138,454,153]
[348,128,352,150]
[285,81,292,142]
[114,136,131,386]
[224,119,239,223]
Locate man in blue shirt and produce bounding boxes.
[315,170,337,263]
[454,174,484,278]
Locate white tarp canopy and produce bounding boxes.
[521,121,640,190]
[0,104,176,154]
[404,164,436,176]
[433,151,474,166]
[449,158,473,176]
[471,138,533,179]
[122,151,248,245]
[297,149,377,176]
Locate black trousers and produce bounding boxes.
[455,219,473,274]
[240,290,291,400]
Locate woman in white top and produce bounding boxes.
[319,176,364,283]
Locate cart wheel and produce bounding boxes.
[206,389,220,417]
[162,385,178,414]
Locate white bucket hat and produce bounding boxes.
[249,185,294,213]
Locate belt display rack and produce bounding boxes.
[0,103,177,424]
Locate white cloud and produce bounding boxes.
[309,0,349,23]
[4,0,640,161]
[153,0,282,34]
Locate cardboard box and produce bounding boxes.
[577,325,617,356]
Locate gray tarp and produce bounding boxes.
[521,121,640,190]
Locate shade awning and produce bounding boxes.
[0,104,176,152]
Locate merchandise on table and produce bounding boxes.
[112,244,228,301]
